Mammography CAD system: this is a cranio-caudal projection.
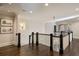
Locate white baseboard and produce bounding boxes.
[73,36,79,39]
[0,42,12,47]
[21,42,29,46]
[73,37,79,39]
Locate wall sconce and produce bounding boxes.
[19,22,25,31]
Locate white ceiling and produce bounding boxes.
[0,3,79,20]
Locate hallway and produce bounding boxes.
[0,3,78,56]
[0,39,78,56]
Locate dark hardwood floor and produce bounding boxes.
[0,39,79,56]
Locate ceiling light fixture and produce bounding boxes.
[45,3,48,6]
[75,8,79,11]
[29,11,32,13]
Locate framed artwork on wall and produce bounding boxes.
[1,19,13,26]
[1,27,13,34]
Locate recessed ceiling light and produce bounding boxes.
[75,8,79,11]
[29,11,32,13]
[45,3,48,6]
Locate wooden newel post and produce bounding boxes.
[36,32,39,46]
[59,31,63,54]
[50,34,53,51]
[16,33,21,48]
[29,35,31,45]
[68,32,70,45]
[32,32,34,46]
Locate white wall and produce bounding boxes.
[0,15,14,47]
[15,14,30,46]
[29,20,45,33]
[45,22,55,34]
[70,22,79,39]
[0,34,13,47]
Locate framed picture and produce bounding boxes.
[1,27,13,34]
[1,19,13,26]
